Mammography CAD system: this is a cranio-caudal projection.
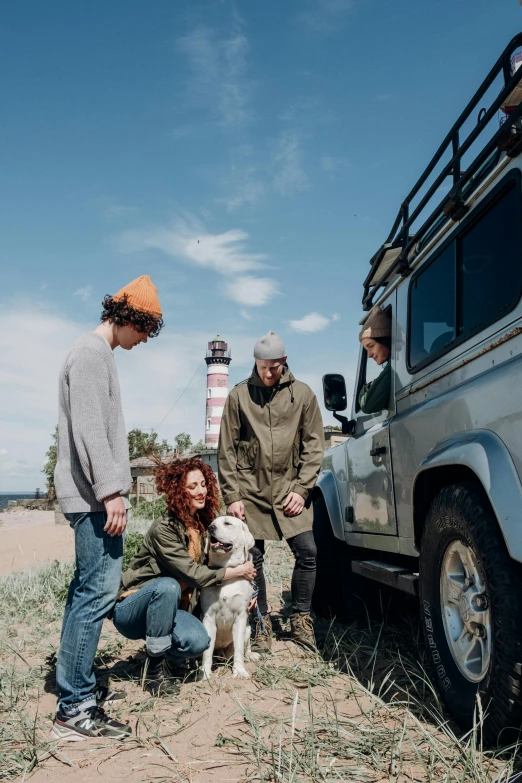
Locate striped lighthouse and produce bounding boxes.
[204,336,232,448]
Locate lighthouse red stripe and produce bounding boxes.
[207,375,228,388]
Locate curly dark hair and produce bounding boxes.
[101,294,164,338]
[154,457,220,533]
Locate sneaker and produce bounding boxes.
[95,683,127,707]
[51,705,131,742]
[290,613,316,650]
[251,613,272,653]
[143,655,181,696]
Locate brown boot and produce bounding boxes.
[290,613,316,650]
[251,613,272,653]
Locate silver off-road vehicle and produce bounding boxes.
[313,34,522,742]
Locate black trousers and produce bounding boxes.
[250,529,317,615]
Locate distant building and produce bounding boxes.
[324,426,349,450]
[129,448,218,504]
[194,448,218,476]
[130,453,177,503]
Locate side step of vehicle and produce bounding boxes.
[351,560,418,596]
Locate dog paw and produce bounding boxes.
[195,668,212,681]
[232,667,250,679]
[246,651,261,661]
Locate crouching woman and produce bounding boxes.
[113,457,256,695]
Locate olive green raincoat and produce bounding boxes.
[218,367,324,540]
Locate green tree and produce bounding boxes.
[128,428,170,460]
[191,439,205,453]
[42,426,58,493]
[174,432,192,455]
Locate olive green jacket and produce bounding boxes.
[120,514,226,612]
[358,362,391,414]
[218,367,324,540]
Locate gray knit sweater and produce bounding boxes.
[54,332,131,513]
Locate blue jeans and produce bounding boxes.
[56,512,123,715]
[112,577,210,661]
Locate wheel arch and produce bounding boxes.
[412,429,522,563]
[314,470,345,541]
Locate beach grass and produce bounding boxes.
[1,538,521,781]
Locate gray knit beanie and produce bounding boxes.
[253,331,286,360]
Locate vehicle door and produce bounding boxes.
[346,303,397,536]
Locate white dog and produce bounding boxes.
[200,515,260,679]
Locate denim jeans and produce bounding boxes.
[112,577,210,661]
[56,512,123,715]
[251,529,317,615]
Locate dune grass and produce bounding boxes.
[1,537,521,781]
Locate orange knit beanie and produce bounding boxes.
[112,275,162,318]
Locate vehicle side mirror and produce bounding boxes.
[323,373,348,412]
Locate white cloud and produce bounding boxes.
[273,132,309,197]
[74,285,93,302]
[321,155,351,174]
[177,25,251,129]
[0,303,259,491]
[104,203,138,219]
[221,166,265,212]
[299,0,355,34]
[117,216,278,307]
[118,217,266,276]
[225,276,279,306]
[289,312,334,333]
[239,309,252,321]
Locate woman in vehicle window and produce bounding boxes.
[112,457,256,695]
[358,306,392,414]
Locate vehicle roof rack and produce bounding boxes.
[362,33,522,311]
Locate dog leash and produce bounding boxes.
[251,579,265,634]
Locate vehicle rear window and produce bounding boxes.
[408,176,522,371]
[460,184,522,336]
[409,245,456,368]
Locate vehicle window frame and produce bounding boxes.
[355,304,392,415]
[407,169,522,374]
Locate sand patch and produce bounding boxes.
[0,511,74,575]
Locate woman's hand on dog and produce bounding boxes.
[224,561,257,581]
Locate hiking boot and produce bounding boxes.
[290,613,316,650]
[95,682,127,707]
[143,655,181,696]
[51,705,131,742]
[251,613,272,653]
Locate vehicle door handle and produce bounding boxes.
[370,446,387,457]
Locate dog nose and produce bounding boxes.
[208,523,216,534]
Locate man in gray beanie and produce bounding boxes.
[218,331,324,651]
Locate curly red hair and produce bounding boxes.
[154,457,220,532]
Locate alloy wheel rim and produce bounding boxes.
[440,540,492,683]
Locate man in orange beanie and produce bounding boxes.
[52,275,163,741]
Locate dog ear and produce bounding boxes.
[242,522,255,562]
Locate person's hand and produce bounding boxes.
[283,492,305,517]
[224,561,257,581]
[227,500,246,520]
[103,493,127,537]
[248,595,258,612]
[241,561,257,581]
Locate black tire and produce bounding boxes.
[419,482,522,744]
[312,494,347,618]
[312,495,379,620]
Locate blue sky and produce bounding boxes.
[1,0,520,490]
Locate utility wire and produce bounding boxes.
[154,361,204,430]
